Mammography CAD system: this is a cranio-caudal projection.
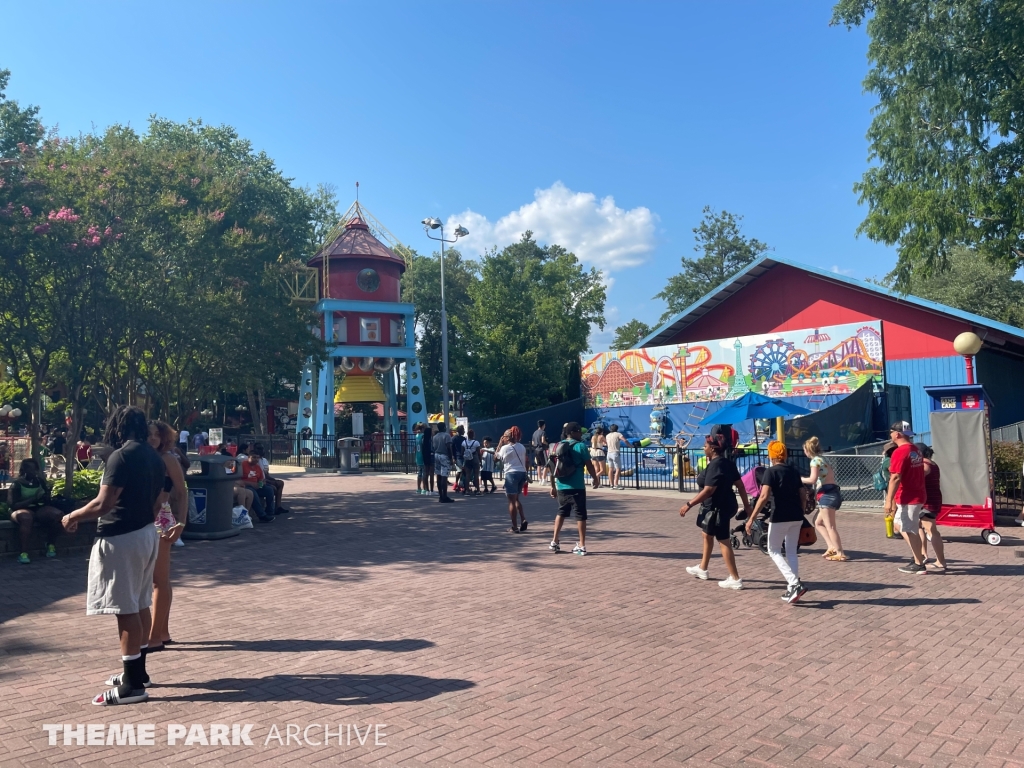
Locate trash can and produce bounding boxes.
[337,437,362,474]
[182,454,240,540]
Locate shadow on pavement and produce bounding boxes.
[157,673,475,704]
[172,639,434,653]
[797,596,982,610]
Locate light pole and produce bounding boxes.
[422,217,469,430]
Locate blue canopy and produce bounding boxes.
[698,391,812,426]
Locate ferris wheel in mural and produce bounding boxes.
[749,338,797,381]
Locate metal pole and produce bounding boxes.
[439,228,450,431]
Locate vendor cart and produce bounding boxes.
[924,384,1001,545]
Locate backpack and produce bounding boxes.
[553,440,578,480]
[464,440,479,461]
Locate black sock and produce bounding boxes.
[139,645,149,682]
[121,653,145,693]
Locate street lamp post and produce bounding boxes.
[421,218,469,429]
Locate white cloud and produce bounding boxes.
[448,182,657,272]
[831,265,856,277]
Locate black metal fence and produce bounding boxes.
[241,434,818,494]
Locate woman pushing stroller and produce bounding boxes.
[747,441,810,604]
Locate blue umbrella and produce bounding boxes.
[699,392,812,426]
[698,392,812,448]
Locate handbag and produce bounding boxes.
[799,516,817,546]
[696,505,718,533]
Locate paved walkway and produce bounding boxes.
[1,473,1023,767]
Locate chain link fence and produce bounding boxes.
[822,451,886,509]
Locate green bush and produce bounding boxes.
[50,469,104,501]
[992,441,1024,495]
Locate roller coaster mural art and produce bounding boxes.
[581,321,884,409]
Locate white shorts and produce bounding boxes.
[894,503,923,534]
[86,524,160,615]
[607,455,621,470]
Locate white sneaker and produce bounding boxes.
[173,538,184,547]
[685,565,708,580]
[718,576,743,590]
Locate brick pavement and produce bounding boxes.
[1,473,1023,767]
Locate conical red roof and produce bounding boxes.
[307,217,405,272]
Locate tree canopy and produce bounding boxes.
[611,319,653,350]
[894,248,1024,328]
[654,206,770,324]
[832,0,1024,285]
[402,232,606,418]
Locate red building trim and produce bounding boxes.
[665,266,973,360]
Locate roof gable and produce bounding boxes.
[641,255,1024,351]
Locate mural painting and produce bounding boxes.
[581,321,884,410]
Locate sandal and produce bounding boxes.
[822,549,837,559]
[826,553,849,561]
[93,686,149,706]
[507,527,520,533]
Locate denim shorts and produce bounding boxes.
[816,483,842,510]
[504,471,527,496]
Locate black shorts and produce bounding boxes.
[481,471,493,481]
[556,489,588,521]
[698,506,733,542]
[920,508,939,521]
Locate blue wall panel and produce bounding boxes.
[885,356,967,435]
[976,350,1024,427]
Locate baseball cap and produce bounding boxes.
[890,420,915,437]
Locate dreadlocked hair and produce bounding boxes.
[105,406,149,448]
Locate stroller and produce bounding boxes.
[730,465,816,554]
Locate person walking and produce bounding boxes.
[61,406,167,705]
[885,421,928,574]
[590,426,607,487]
[480,436,497,493]
[802,436,846,561]
[497,427,529,531]
[605,425,625,489]
[8,458,64,563]
[531,420,547,475]
[414,423,428,495]
[463,429,482,495]
[749,441,810,603]
[421,423,436,495]
[548,422,601,555]
[451,425,467,493]
[432,424,454,503]
[146,422,188,651]
[918,443,947,573]
[680,434,751,589]
[177,428,190,456]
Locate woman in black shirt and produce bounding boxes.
[747,441,809,604]
[680,435,752,589]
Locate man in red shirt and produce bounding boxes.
[885,421,927,574]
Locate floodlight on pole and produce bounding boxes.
[422,217,469,428]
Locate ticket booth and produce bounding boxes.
[924,384,1000,545]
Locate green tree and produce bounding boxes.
[0,68,42,157]
[469,233,605,416]
[400,245,479,414]
[611,319,653,350]
[832,0,1024,285]
[655,207,770,323]
[898,248,1024,328]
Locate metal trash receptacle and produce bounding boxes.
[182,454,240,540]
[337,437,362,474]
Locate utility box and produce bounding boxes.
[182,454,240,540]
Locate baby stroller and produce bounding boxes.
[730,465,816,554]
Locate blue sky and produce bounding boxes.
[3,1,892,348]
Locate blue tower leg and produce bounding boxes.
[297,360,316,435]
[313,312,335,440]
[402,312,427,441]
